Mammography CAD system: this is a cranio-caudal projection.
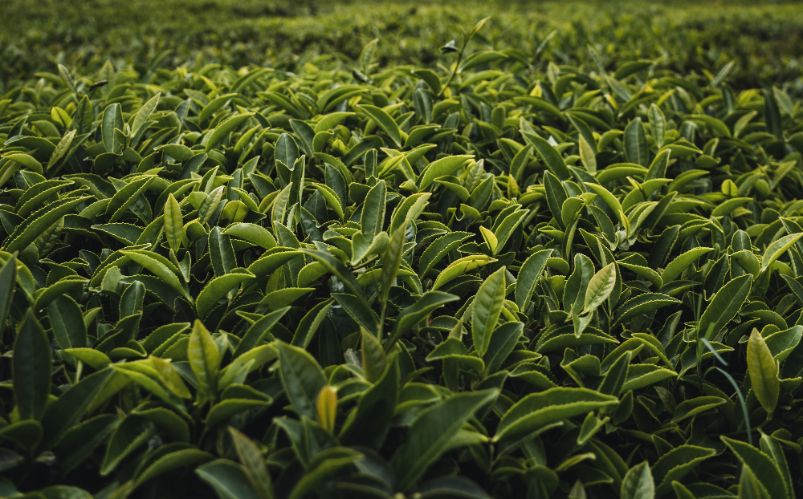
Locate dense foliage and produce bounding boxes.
[1,1,803,498]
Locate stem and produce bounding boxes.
[715,366,753,446]
[438,36,470,98]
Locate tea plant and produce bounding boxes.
[1,2,803,498]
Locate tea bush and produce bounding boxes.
[1,1,803,498]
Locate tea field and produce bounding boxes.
[1,0,803,497]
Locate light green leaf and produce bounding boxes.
[391,389,498,489]
[432,255,496,290]
[761,232,803,273]
[495,387,618,442]
[583,262,616,315]
[164,193,183,254]
[747,329,779,414]
[418,155,474,190]
[621,461,654,499]
[204,112,254,151]
[188,320,221,398]
[471,267,506,356]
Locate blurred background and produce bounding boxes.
[1,0,802,93]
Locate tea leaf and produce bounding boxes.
[747,329,779,414]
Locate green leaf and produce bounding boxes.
[578,134,597,173]
[197,459,262,499]
[274,132,298,169]
[277,342,326,419]
[101,103,124,154]
[495,387,618,442]
[698,274,752,339]
[135,447,211,487]
[121,249,189,301]
[747,329,779,414]
[759,433,794,498]
[614,293,681,324]
[100,416,154,476]
[41,368,119,448]
[379,221,407,305]
[471,267,507,356]
[761,232,803,273]
[340,358,398,449]
[131,92,161,138]
[390,290,459,347]
[583,262,616,315]
[13,313,51,420]
[106,175,155,222]
[333,293,379,333]
[291,299,334,348]
[515,249,552,311]
[671,395,728,423]
[484,321,524,373]
[229,428,274,499]
[163,193,183,254]
[391,389,498,490]
[360,180,386,237]
[624,118,649,165]
[522,130,571,180]
[310,182,345,220]
[418,155,474,190]
[47,129,77,169]
[248,248,303,279]
[204,112,254,151]
[0,256,17,329]
[234,307,289,357]
[3,195,90,252]
[188,320,221,398]
[621,461,654,499]
[48,295,87,349]
[359,104,403,147]
[208,228,238,275]
[206,399,270,427]
[721,436,786,499]
[289,447,362,499]
[224,223,276,250]
[584,182,628,231]
[3,152,43,174]
[660,247,713,283]
[62,348,112,370]
[196,271,254,318]
[0,419,43,453]
[652,445,716,496]
[432,255,496,290]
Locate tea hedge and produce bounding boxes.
[1,1,803,498]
